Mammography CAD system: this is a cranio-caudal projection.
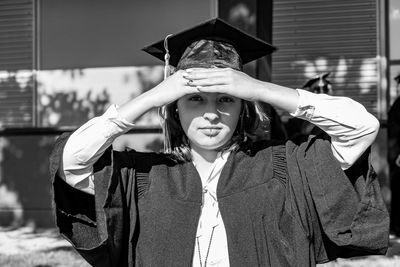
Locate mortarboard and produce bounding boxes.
[142,18,276,74]
[302,72,332,94]
[395,74,400,85]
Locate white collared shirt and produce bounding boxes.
[192,151,230,267]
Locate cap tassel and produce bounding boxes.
[163,34,173,80]
[162,34,173,153]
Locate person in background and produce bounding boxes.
[304,72,333,95]
[285,72,332,139]
[389,74,400,236]
[50,18,389,266]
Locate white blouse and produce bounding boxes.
[58,89,379,266]
[192,151,230,267]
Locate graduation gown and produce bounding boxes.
[50,133,389,266]
[389,97,400,235]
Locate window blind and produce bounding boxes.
[0,0,34,127]
[272,0,378,115]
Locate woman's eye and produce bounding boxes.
[188,95,203,102]
[219,97,234,103]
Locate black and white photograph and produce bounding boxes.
[0,0,399,266]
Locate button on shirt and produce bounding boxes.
[59,89,379,266]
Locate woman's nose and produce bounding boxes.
[203,111,219,122]
[203,104,220,122]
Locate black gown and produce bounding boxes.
[389,97,400,235]
[50,133,389,266]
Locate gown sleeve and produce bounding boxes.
[50,132,141,267]
[284,134,389,262]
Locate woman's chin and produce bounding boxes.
[191,138,227,151]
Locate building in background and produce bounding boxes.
[0,0,397,227]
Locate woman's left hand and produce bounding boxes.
[183,68,265,101]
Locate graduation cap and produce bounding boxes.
[302,72,332,94]
[142,18,276,77]
[395,74,400,85]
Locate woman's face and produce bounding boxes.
[177,92,242,152]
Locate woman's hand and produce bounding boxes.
[146,70,200,108]
[118,70,199,123]
[183,68,265,102]
[183,68,299,113]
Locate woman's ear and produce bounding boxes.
[173,103,180,119]
[243,102,250,119]
[237,102,247,135]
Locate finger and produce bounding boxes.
[196,84,230,94]
[182,85,205,96]
[183,68,230,80]
[183,72,230,85]
[188,76,227,87]
[186,67,230,73]
[167,70,190,86]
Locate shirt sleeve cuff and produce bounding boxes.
[101,104,135,138]
[289,89,317,120]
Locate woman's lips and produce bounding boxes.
[199,127,222,136]
[199,127,222,129]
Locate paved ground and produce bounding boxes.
[0,226,89,267]
[0,227,68,255]
[1,226,400,266]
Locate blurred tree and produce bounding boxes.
[39,88,110,127]
[0,73,34,127]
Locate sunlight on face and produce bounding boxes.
[177,93,242,152]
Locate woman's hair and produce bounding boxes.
[159,100,270,162]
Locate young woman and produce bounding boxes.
[50,19,389,267]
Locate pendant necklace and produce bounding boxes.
[196,226,217,267]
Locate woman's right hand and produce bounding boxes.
[117,70,198,123]
[145,70,198,108]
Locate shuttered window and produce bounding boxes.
[0,0,34,127]
[272,0,378,116]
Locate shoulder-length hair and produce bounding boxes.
[159,100,270,162]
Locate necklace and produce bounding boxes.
[196,226,216,267]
